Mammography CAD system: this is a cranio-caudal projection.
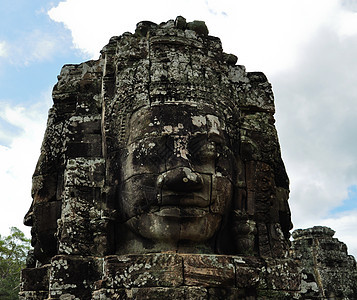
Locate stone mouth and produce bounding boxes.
[153,206,209,217]
[161,194,210,207]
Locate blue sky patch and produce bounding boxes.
[329,185,357,215]
[0,0,86,106]
[0,117,23,147]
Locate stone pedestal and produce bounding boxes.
[20,253,302,300]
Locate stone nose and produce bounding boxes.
[158,167,204,192]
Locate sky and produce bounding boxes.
[1,0,357,257]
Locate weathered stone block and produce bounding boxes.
[103,254,183,288]
[69,119,101,134]
[64,158,105,187]
[132,287,207,299]
[236,266,261,289]
[183,254,235,287]
[49,255,101,299]
[93,287,208,299]
[264,258,301,291]
[208,287,245,299]
[19,291,49,300]
[234,256,263,289]
[59,185,104,255]
[92,288,127,299]
[21,265,50,291]
[66,141,102,157]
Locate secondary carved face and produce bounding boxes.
[117,104,235,252]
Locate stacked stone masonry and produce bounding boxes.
[20,17,357,299]
[291,226,357,299]
[21,254,302,299]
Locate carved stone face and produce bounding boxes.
[117,104,235,252]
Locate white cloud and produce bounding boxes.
[2,29,69,67]
[336,8,357,37]
[0,41,8,57]
[12,30,58,65]
[0,91,52,237]
[272,26,357,258]
[204,0,342,73]
[48,0,211,58]
[48,0,351,75]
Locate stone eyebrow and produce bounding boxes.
[187,134,208,155]
[207,131,225,144]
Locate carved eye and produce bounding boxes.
[131,138,169,167]
[187,135,204,157]
[198,142,217,160]
[208,132,225,145]
[188,135,217,163]
[157,137,174,160]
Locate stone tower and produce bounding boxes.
[20,17,356,299]
[291,226,357,299]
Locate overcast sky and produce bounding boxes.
[1,0,357,257]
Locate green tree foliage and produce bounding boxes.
[0,227,31,300]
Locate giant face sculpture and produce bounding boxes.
[24,18,292,264]
[115,104,235,253]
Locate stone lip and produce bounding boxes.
[292,226,335,240]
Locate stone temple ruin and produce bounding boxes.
[20,17,357,299]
